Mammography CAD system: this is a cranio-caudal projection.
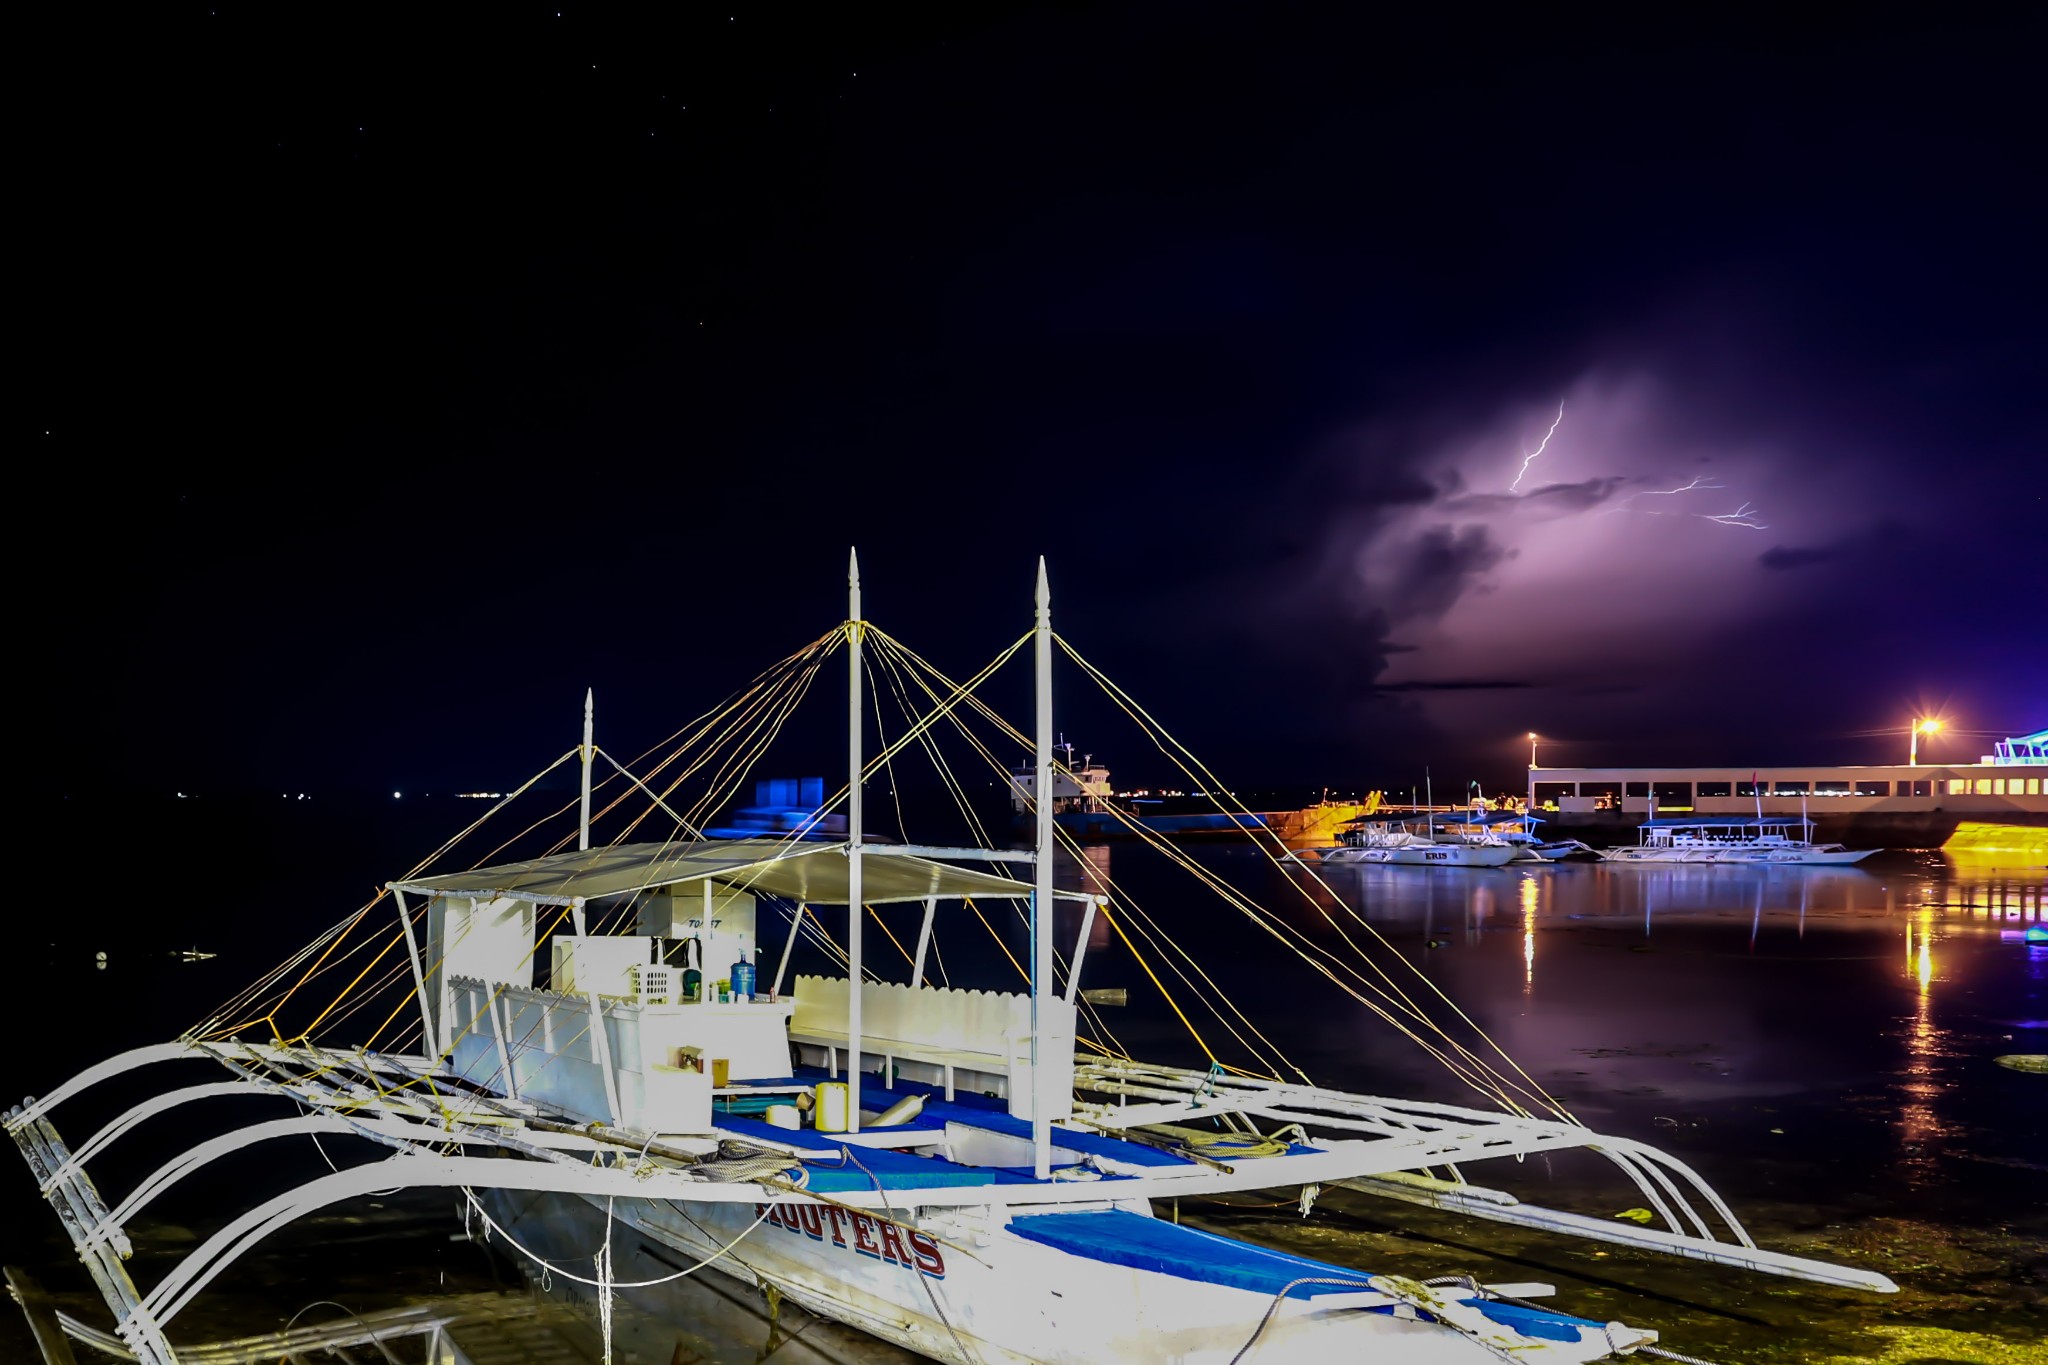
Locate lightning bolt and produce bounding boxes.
[1509,401,1565,493]
[1601,476,1766,528]
[1630,475,1722,501]
[1698,502,1767,529]
[1604,475,1725,513]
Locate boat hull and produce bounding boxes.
[1322,843,1517,867]
[1598,847,1877,865]
[486,1189,1646,1364]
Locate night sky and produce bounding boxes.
[29,6,2045,802]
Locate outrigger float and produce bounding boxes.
[10,556,1896,1364]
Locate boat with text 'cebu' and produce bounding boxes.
[9,555,1898,1365]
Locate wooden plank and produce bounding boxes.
[4,1265,80,1365]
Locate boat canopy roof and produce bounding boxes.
[1434,811,1530,826]
[1641,816,1813,828]
[391,838,1033,907]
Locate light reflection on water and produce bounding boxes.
[1060,847,2048,1213]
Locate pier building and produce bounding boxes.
[1525,729,2048,842]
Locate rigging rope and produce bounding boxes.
[456,1185,780,1290]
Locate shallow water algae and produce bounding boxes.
[1812,1323,2048,1363]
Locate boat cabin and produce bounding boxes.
[1634,816,1814,849]
[390,838,1099,1139]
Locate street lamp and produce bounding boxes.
[1908,718,1942,767]
[1525,733,1539,814]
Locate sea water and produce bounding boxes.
[4,797,2041,1362]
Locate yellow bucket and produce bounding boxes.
[813,1081,850,1132]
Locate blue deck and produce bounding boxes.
[1008,1208,1379,1299]
[715,1069,1334,1197]
[714,1114,1002,1192]
[713,1070,1219,1192]
[738,1070,1210,1169]
[1007,1209,1599,1339]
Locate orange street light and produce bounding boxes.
[1909,717,1943,767]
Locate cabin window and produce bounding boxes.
[1625,782,1651,797]
[1652,782,1693,808]
[1949,779,1970,795]
[1908,779,1930,797]
[1580,781,1622,809]
[1855,780,1889,796]
[1736,780,1764,797]
[1814,779,1852,795]
[2028,778,2042,795]
[1534,782,1576,808]
[1975,779,1994,795]
[1775,780,1809,794]
[1991,778,2005,794]
[1697,781,1732,797]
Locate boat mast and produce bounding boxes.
[847,549,865,1134]
[579,689,594,851]
[1032,556,1054,1179]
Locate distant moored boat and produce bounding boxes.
[1599,815,1879,865]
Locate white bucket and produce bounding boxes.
[765,1103,801,1130]
[813,1081,850,1132]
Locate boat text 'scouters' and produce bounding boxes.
[8,556,1899,1364]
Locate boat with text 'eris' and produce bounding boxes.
[1319,813,1519,867]
[9,554,1897,1364]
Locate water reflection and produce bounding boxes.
[1520,874,1538,991]
[1896,908,1947,1171]
[1283,853,2043,1204]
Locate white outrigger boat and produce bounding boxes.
[1429,810,1594,864]
[9,556,1897,1365]
[1319,815,1519,867]
[1599,816,1879,866]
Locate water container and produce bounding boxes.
[681,938,702,1002]
[870,1092,925,1128]
[813,1081,850,1132]
[731,950,756,1002]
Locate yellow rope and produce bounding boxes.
[1099,904,1216,1065]
[1058,633,1572,1121]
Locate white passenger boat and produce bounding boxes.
[1320,815,1519,866]
[1600,816,1879,865]
[1429,810,1594,863]
[8,556,1896,1365]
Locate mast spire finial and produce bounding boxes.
[578,688,595,852]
